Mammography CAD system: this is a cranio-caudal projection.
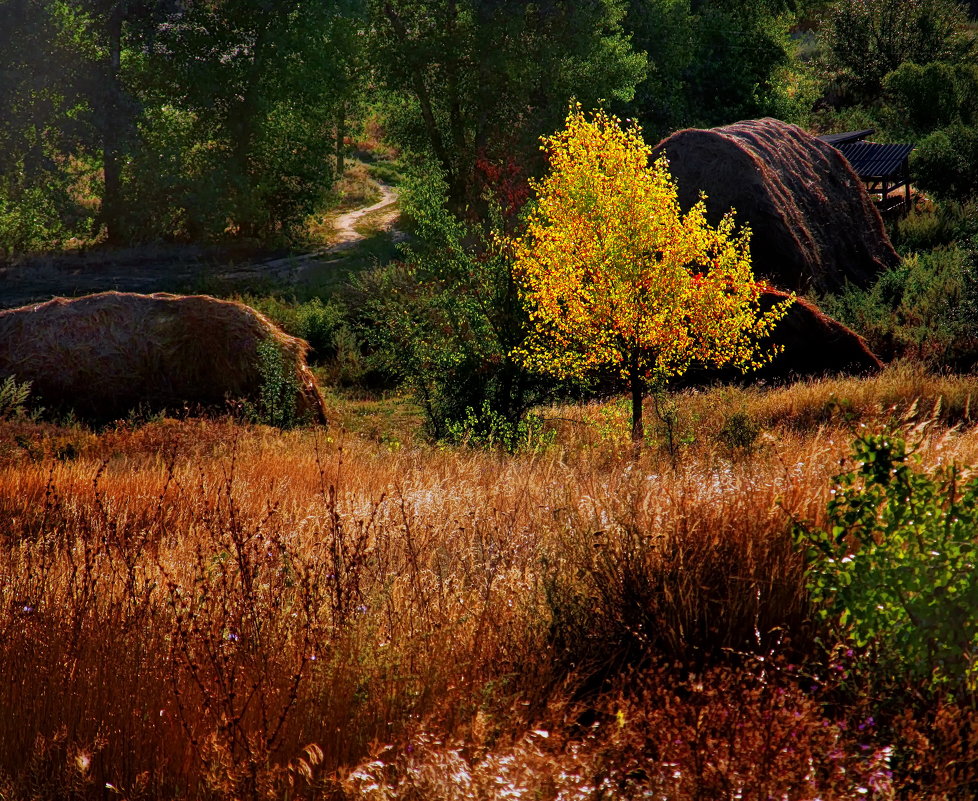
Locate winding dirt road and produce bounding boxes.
[330,182,401,248]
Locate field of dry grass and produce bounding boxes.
[3,365,978,799]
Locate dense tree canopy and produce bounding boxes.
[821,0,974,103]
[0,0,366,248]
[133,0,365,237]
[369,0,647,209]
[624,0,807,140]
[2,0,978,254]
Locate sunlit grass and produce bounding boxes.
[3,366,978,798]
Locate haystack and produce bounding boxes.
[0,292,328,423]
[681,289,881,387]
[651,118,899,293]
[757,289,882,378]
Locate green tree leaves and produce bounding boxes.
[355,165,551,444]
[369,0,646,209]
[821,0,973,103]
[0,0,367,251]
[624,0,801,138]
[798,432,978,693]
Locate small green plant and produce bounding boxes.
[593,397,631,443]
[249,339,303,429]
[0,376,33,420]
[796,431,978,693]
[443,400,554,453]
[718,410,761,457]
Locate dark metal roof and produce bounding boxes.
[816,129,875,146]
[836,141,915,180]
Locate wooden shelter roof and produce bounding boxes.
[816,129,876,146]
[835,141,915,180]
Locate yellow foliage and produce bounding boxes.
[511,107,792,386]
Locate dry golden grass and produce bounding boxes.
[4,366,978,798]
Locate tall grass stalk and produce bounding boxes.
[3,368,978,797]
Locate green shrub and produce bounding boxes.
[891,205,953,253]
[247,339,304,429]
[822,245,978,368]
[796,432,978,693]
[366,161,404,186]
[882,61,978,135]
[889,198,978,254]
[443,400,554,453]
[915,124,978,202]
[240,296,346,363]
[0,180,68,257]
[122,105,237,242]
[0,376,33,421]
[353,166,555,441]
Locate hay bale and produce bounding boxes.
[758,289,882,379]
[0,292,328,424]
[651,118,899,293]
[681,289,881,386]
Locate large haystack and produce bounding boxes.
[652,118,899,293]
[0,292,328,424]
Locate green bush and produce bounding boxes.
[443,400,554,453]
[0,178,69,257]
[891,205,953,253]
[718,410,762,457]
[0,376,33,421]
[796,432,978,693]
[821,245,978,368]
[366,161,404,186]
[889,199,978,253]
[123,105,230,242]
[353,166,555,441]
[247,339,304,429]
[882,61,978,135]
[239,296,346,363]
[914,124,978,202]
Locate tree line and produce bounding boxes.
[3,0,926,255]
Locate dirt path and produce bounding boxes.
[233,182,403,282]
[0,183,403,308]
[331,182,400,247]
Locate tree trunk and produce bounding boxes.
[101,2,124,244]
[383,3,458,204]
[445,0,468,204]
[335,99,346,179]
[230,16,274,235]
[630,348,644,452]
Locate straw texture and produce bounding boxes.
[652,118,899,293]
[0,292,328,423]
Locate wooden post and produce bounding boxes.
[904,159,911,212]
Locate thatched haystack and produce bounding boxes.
[682,289,881,387]
[0,292,328,424]
[651,118,899,293]
[757,289,882,379]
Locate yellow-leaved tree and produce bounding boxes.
[512,107,792,447]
